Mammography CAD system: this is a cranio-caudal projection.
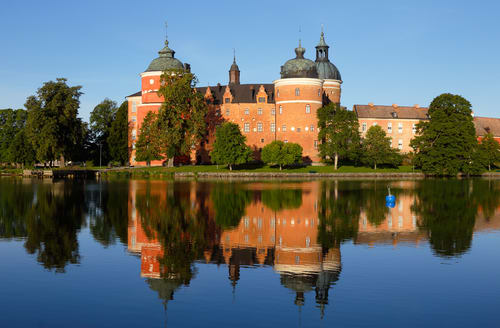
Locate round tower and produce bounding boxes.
[315,29,342,103]
[274,40,323,163]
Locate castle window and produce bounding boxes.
[257,108,263,115]
[392,112,398,118]
[412,123,417,134]
[131,116,136,122]
[279,105,283,114]
[277,89,280,97]
[226,108,230,115]
[261,138,265,143]
[297,127,301,132]
[244,123,250,132]
[389,137,393,146]
[132,129,136,137]
[305,104,311,113]
[244,108,249,115]
[398,123,403,133]
[132,101,137,113]
[258,97,265,103]
[271,108,275,115]
[387,122,392,133]
[257,123,263,132]
[318,89,321,97]
[314,140,318,149]
[373,122,378,126]
[132,142,136,149]
[362,123,367,132]
[295,88,300,96]
[271,123,276,132]
[149,79,154,85]
[310,125,315,132]
[398,139,403,150]
[225,97,230,103]
[282,125,286,132]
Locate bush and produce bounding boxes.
[261,140,303,170]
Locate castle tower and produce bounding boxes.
[274,40,323,163]
[229,52,240,85]
[315,28,342,103]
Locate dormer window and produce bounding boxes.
[258,97,265,103]
[391,112,398,118]
[225,97,230,103]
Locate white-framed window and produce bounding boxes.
[257,123,263,132]
[257,108,262,115]
[306,104,311,113]
[132,129,136,137]
[412,123,417,134]
[362,122,367,132]
[291,127,295,131]
[271,108,276,115]
[398,139,403,150]
[373,122,378,126]
[314,140,318,149]
[277,89,280,97]
[282,125,286,132]
[131,116,137,122]
[279,105,283,114]
[387,122,392,133]
[310,125,315,132]
[398,123,403,133]
[318,89,321,97]
[244,108,249,115]
[295,88,300,96]
[132,101,137,113]
[271,123,276,132]
[149,78,154,85]
[244,123,250,132]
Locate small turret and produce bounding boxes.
[229,50,240,85]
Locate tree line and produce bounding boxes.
[0,78,129,168]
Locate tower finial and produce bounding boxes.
[164,21,169,46]
[299,25,302,47]
[233,48,236,63]
[321,24,324,36]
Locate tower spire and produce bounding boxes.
[164,21,169,46]
[229,49,240,85]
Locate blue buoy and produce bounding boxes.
[386,186,396,208]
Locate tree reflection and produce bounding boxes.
[211,183,251,229]
[261,187,303,212]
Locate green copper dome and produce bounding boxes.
[280,41,318,79]
[145,40,185,72]
[315,31,341,81]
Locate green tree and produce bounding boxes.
[211,183,251,229]
[261,188,303,211]
[261,140,303,170]
[362,125,401,169]
[210,122,252,170]
[135,111,163,166]
[25,78,84,166]
[157,71,208,167]
[317,103,360,169]
[108,101,130,165]
[410,93,480,176]
[0,109,28,164]
[7,128,36,167]
[89,98,117,165]
[478,133,500,171]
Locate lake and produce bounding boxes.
[0,177,499,327]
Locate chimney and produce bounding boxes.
[392,104,398,108]
[414,104,419,108]
[368,102,374,107]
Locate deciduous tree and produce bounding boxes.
[108,101,130,165]
[478,133,500,171]
[210,122,252,170]
[362,125,401,169]
[317,103,360,169]
[89,98,117,165]
[134,111,163,166]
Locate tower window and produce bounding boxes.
[244,108,249,115]
[295,88,300,96]
[310,125,315,132]
[257,108,263,115]
[258,97,265,103]
[282,125,287,132]
[279,105,283,114]
[257,123,263,132]
[314,140,318,149]
[277,89,280,97]
[305,104,311,113]
[318,89,321,97]
[271,108,276,115]
[261,138,265,143]
[297,128,301,132]
[244,123,250,132]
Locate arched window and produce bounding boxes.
[295,88,300,96]
[305,104,311,113]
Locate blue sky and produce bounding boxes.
[1,0,499,121]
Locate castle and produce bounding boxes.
[127,29,500,166]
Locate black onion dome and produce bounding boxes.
[280,41,318,79]
[315,31,341,81]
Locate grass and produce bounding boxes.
[101,164,420,175]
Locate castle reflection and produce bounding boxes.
[126,179,500,311]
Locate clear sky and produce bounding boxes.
[1,0,499,121]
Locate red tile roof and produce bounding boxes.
[474,117,500,137]
[354,104,429,120]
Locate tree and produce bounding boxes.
[410,93,480,176]
[25,78,84,166]
[0,109,27,164]
[134,111,163,166]
[362,125,401,169]
[157,71,208,166]
[108,101,130,165]
[317,103,360,169]
[261,140,303,170]
[7,128,35,167]
[89,98,117,165]
[211,183,251,229]
[210,122,252,170]
[478,133,500,171]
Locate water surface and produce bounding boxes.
[0,178,499,327]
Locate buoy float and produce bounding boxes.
[385,186,396,208]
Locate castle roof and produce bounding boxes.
[354,104,429,120]
[145,39,185,72]
[473,117,500,137]
[196,84,275,104]
[280,40,318,79]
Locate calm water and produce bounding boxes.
[0,178,499,327]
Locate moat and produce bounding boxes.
[0,178,499,327]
